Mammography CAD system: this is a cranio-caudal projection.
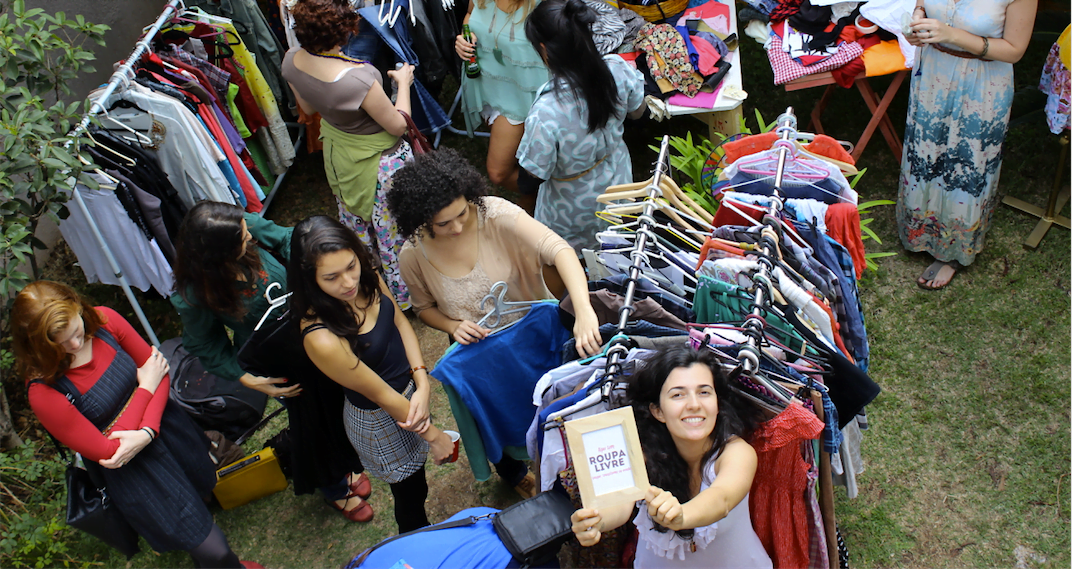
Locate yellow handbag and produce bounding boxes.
[212,447,288,510]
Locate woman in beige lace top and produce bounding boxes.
[388,148,601,355]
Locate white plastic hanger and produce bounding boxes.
[256,282,293,331]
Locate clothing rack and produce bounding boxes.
[598,135,672,385]
[734,108,797,404]
[64,0,302,346]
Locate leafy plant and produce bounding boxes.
[0,0,109,299]
[0,441,87,568]
[648,131,720,213]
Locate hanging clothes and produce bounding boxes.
[60,180,174,296]
[431,302,571,481]
[748,402,824,569]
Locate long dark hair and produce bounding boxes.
[627,345,764,504]
[173,201,262,318]
[287,215,381,354]
[525,0,620,133]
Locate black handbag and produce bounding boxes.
[493,487,576,567]
[33,379,141,557]
[63,456,141,557]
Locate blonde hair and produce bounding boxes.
[11,281,104,384]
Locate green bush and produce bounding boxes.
[0,441,87,568]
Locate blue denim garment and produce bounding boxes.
[794,221,869,371]
[743,0,779,16]
[342,18,382,62]
[783,366,842,453]
[356,4,450,133]
[729,171,848,204]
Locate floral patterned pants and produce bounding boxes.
[336,141,412,310]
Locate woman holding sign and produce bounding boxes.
[570,346,772,568]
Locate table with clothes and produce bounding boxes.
[740,0,914,160]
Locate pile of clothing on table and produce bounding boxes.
[622,0,740,104]
[739,0,916,86]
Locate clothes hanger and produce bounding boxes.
[474,281,545,330]
[255,283,292,331]
[84,129,137,167]
[596,211,704,253]
[379,0,403,27]
[595,234,699,290]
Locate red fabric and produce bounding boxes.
[830,58,864,88]
[722,132,778,165]
[28,307,169,463]
[768,30,864,86]
[713,194,771,228]
[220,58,270,135]
[803,134,855,165]
[749,403,824,569]
[825,202,866,279]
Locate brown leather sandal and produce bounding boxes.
[347,472,372,499]
[326,495,374,523]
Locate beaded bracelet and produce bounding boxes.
[411,365,428,375]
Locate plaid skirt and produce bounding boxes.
[343,381,428,483]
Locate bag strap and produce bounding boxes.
[234,406,286,445]
[348,514,493,568]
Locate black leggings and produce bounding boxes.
[389,466,430,533]
[188,524,241,568]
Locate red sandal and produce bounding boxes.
[347,472,372,499]
[326,495,374,523]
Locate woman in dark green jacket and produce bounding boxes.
[171,202,373,522]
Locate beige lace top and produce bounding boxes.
[399,197,572,325]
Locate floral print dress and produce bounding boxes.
[896,0,1015,266]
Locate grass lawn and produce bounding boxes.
[10,9,1069,569]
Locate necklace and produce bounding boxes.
[311,51,370,65]
[487,6,521,66]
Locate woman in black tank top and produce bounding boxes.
[288,215,453,533]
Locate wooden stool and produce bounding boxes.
[784,69,909,162]
[1002,133,1071,249]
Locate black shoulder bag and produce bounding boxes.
[33,379,141,558]
[348,487,575,568]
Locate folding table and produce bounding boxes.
[784,69,909,162]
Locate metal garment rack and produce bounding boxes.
[64,0,301,346]
[597,136,672,389]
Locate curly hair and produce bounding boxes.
[626,345,764,507]
[385,147,488,240]
[172,202,262,319]
[291,0,362,54]
[11,281,106,384]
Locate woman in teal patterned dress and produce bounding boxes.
[899,0,1036,289]
[516,0,647,255]
[455,0,548,211]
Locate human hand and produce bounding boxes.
[455,32,476,61]
[646,486,685,531]
[398,383,431,434]
[387,63,415,88]
[909,17,952,44]
[572,307,603,358]
[452,320,490,345]
[99,429,152,469]
[240,373,302,398]
[136,346,170,393]
[427,428,454,465]
[570,509,604,547]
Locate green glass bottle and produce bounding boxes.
[462,24,481,79]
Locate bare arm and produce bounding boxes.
[360,65,415,137]
[383,277,431,433]
[515,214,603,356]
[909,0,1037,63]
[647,437,758,531]
[455,0,477,60]
[304,326,414,421]
[417,306,491,345]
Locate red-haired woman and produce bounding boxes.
[12,281,255,567]
[282,0,415,309]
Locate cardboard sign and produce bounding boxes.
[564,407,649,510]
